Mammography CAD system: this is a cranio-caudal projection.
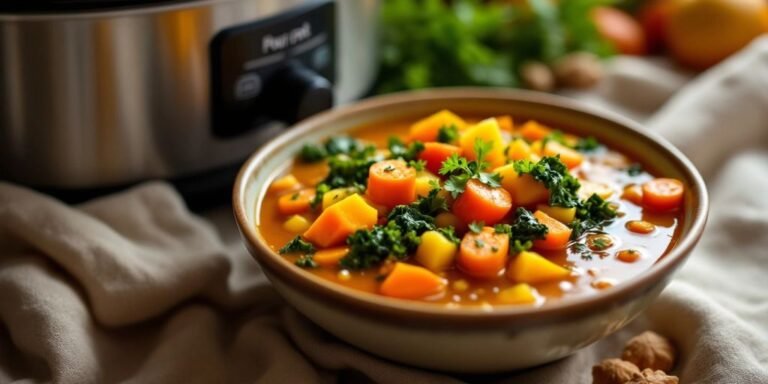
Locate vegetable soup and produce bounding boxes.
[258,111,684,307]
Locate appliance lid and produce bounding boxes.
[0,0,202,13]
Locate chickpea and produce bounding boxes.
[617,249,642,263]
[587,233,614,251]
[626,220,656,234]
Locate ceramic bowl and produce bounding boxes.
[233,88,708,373]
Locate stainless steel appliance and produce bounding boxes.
[0,0,378,198]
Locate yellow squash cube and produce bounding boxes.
[459,118,506,168]
[494,163,550,206]
[414,173,440,197]
[507,251,571,284]
[536,204,577,224]
[322,188,353,210]
[270,174,299,193]
[283,215,311,233]
[497,283,537,305]
[415,230,458,272]
[506,138,533,161]
[578,180,615,200]
[410,110,467,142]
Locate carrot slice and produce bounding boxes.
[366,159,417,208]
[419,142,462,174]
[409,110,467,143]
[457,227,510,279]
[277,188,315,215]
[519,120,552,142]
[642,178,684,211]
[303,194,377,247]
[452,179,513,225]
[313,247,349,268]
[379,262,446,299]
[532,210,572,251]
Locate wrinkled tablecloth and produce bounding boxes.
[2,37,768,384]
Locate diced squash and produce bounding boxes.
[519,120,552,142]
[409,110,467,143]
[277,188,315,215]
[457,227,509,279]
[270,174,300,193]
[532,210,573,251]
[496,115,514,132]
[367,159,417,208]
[458,118,506,168]
[497,283,537,305]
[313,247,349,268]
[506,138,533,161]
[507,251,571,284]
[303,194,377,247]
[380,262,446,299]
[578,180,615,200]
[322,188,353,210]
[415,231,458,272]
[283,215,311,233]
[543,141,584,169]
[414,173,440,198]
[419,142,462,174]
[452,179,513,226]
[494,164,550,206]
[435,212,464,231]
[536,204,577,224]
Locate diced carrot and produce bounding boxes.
[452,179,513,226]
[457,227,510,279]
[277,188,315,215]
[379,262,446,299]
[313,247,349,268]
[519,120,552,142]
[366,159,417,208]
[303,194,377,247]
[543,141,584,169]
[419,142,462,174]
[532,210,572,250]
[458,118,506,168]
[270,174,300,193]
[496,115,514,132]
[409,110,467,143]
[642,178,684,211]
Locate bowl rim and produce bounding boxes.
[233,87,709,326]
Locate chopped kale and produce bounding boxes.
[570,242,593,261]
[411,188,449,216]
[387,205,436,235]
[514,156,581,208]
[341,221,421,269]
[494,208,549,253]
[295,255,318,268]
[437,124,459,144]
[299,144,327,162]
[309,183,331,209]
[279,236,317,268]
[573,136,601,152]
[299,136,369,163]
[570,193,617,239]
[388,137,425,162]
[626,163,643,176]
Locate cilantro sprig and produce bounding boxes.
[439,139,502,198]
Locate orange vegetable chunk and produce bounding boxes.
[409,110,467,143]
[303,194,377,247]
[507,251,571,284]
[277,188,315,215]
[367,159,417,208]
[543,142,584,169]
[419,142,462,175]
[532,210,573,251]
[519,120,552,142]
[457,227,510,279]
[313,247,349,268]
[642,178,684,212]
[380,262,446,299]
[458,118,506,168]
[452,179,513,226]
[496,115,514,132]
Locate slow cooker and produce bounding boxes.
[0,0,378,203]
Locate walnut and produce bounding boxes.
[520,61,555,92]
[552,52,603,89]
[622,331,676,372]
[592,358,640,384]
[625,368,679,384]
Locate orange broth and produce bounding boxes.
[258,116,682,307]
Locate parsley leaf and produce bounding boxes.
[387,205,435,234]
[408,159,427,172]
[513,156,581,208]
[437,226,461,244]
[438,139,503,197]
[573,136,600,152]
[469,221,485,233]
[437,124,459,143]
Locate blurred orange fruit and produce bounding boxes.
[667,0,768,70]
[592,6,648,55]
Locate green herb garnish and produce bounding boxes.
[514,156,581,208]
[439,139,502,197]
[388,137,425,162]
[494,208,549,253]
[279,236,317,268]
[570,194,617,239]
[469,221,485,234]
[437,124,459,143]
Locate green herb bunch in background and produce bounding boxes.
[376,0,619,93]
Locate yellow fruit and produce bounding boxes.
[667,0,768,70]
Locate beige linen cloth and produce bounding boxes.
[2,39,768,384]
